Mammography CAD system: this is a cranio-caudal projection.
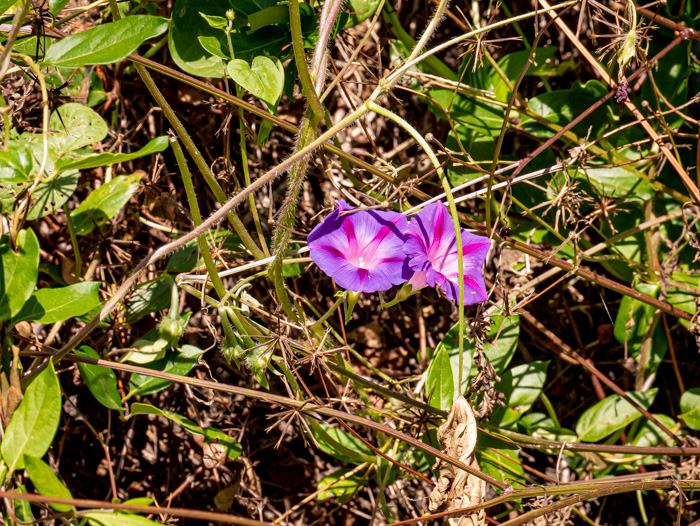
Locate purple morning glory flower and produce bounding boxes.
[404,202,490,305]
[308,201,409,293]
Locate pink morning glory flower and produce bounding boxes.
[308,201,410,293]
[404,202,490,305]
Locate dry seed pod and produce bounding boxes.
[428,396,486,526]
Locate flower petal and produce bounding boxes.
[404,202,490,305]
[308,201,409,293]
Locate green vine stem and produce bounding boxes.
[288,0,324,121]
[170,137,227,300]
[366,100,470,394]
[268,120,317,321]
[236,85,270,257]
[63,203,82,279]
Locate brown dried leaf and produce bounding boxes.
[429,396,485,526]
[1,347,24,423]
[203,442,227,469]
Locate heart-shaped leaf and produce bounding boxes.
[227,56,283,107]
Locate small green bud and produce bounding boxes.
[226,9,235,21]
[159,316,186,340]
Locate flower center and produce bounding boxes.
[348,253,371,269]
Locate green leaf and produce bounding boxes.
[128,349,204,398]
[248,6,288,31]
[317,468,367,502]
[24,455,73,512]
[3,34,52,62]
[495,46,558,100]
[580,165,657,201]
[344,0,382,27]
[48,103,109,153]
[307,419,375,465]
[49,0,70,16]
[435,322,472,399]
[489,361,549,427]
[200,13,228,29]
[425,345,454,411]
[85,512,161,526]
[576,389,658,442]
[227,56,284,107]
[10,484,34,522]
[198,35,230,59]
[70,174,141,235]
[0,140,34,183]
[680,388,700,430]
[74,346,123,411]
[614,283,667,373]
[0,169,80,221]
[480,315,519,377]
[428,89,504,137]
[0,228,39,322]
[13,281,101,324]
[445,125,494,187]
[665,273,699,329]
[1,361,61,473]
[43,15,169,67]
[170,0,231,77]
[170,0,286,77]
[55,136,169,173]
[628,414,677,448]
[0,0,17,15]
[124,274,172,323]
[476,447,525,485]
[129,403,242,458]
[521,84,615,140]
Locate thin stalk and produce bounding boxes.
[269,119,317,321]
[62,203,82,279]
[236,85,269,257]
[0,0,31,79]
[0,491,273,526]
[288,0,324,120]
[0,92,10,148]
[366,100,469,395]
[171,137,227,300]
[310,295,343,330]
